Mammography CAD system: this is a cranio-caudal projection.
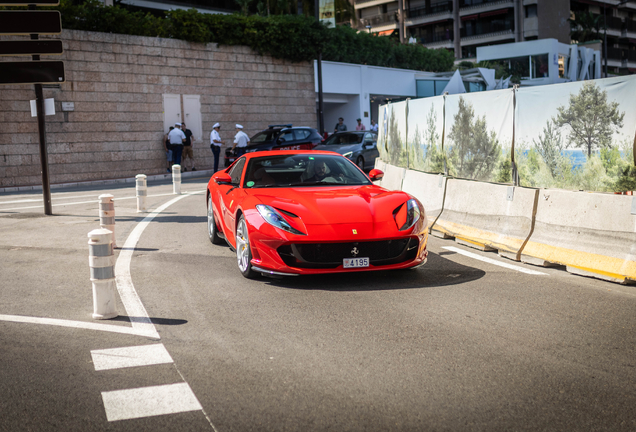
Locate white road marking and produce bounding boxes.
[0,192,197,211]
[115,190,205,339]
[101,383,202,422]
[0,314,140,336]
[91,344,174,371]
[442,246,549,275]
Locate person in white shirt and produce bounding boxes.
[210,123,225,172]
[232,124,250,158]
[168,122,186,166]
[370,120,379,132]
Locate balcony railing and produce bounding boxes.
[592,13,623,31]
[460,0,512,11]
[625,19,636,33]
[461,28,514,41]
[357,12,398,29]
[607,47,624,60]
[407,1,452,18]
[415,31,454,44]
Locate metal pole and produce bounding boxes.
[30,4,52,215]
[604,4,607,78]
[315,0,325,135]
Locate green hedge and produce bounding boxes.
[51,0,454,72]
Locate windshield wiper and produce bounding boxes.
[288,181,332,186]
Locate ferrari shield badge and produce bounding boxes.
[352,229,357,234]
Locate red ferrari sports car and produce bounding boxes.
[206,150,428,278]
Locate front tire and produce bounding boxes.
[236,216,257,278]
[356,156,365,171]
[208,196,223,245]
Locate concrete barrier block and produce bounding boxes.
[379,163,406,191]
[402,170,447,230]
[431,179,538,259]
[520,189,636,284]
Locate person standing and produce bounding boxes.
[232,124,250,158]
[181,122,196,171]
[165,126,174,173]
[334,117,347,132]
[370,119,379,132]
[210,123,225,172]
[355,118,366,131]
[168,122,186,166]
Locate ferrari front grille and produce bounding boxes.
[277,238,419,269]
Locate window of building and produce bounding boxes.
[525,4,537,18]
[416,80,449,98]
[558,54,567,78]
[531,54,549,78]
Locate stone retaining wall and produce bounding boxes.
[0,30,316,187]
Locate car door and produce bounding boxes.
[362,132,379,168]
[219,157,247,246]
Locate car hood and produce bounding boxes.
[313,144,360,155]
[250,185,410,226]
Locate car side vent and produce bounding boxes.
[275,208,299,218]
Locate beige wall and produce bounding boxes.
[0,30,316,188]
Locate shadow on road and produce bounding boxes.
[264,252,486,291]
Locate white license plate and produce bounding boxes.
[343,257,369,268]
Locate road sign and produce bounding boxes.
[0,61,65,85]
[0,40,63,56]
[0,11,61,35]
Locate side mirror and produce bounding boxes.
[213,171,232,185]
[368,169,384,181]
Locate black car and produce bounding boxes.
[224,124,323,167]
[313,131,379,171]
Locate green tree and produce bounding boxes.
[554,82,625,157]
[569,10,602,43]
[533,118,563,177]
[447,97,501,180]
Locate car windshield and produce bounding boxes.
[324,132,364,145]
[249,130,280,144]
[243,154,371,188]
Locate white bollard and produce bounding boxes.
[172,164,181,195]
[135,174,147,212]
[88,228,118,320]
[98,194,116,248]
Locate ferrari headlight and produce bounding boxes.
[343,151,353,158]
[393,199,421,231]
[256,205,305,235]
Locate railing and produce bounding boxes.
[592,13,623,31]
[607,46,624,60]
[407,1,453,18]
[629,50,636,62]
[625,19,636,33]
[417,31,454,44]
[461,28,514,41]
[459,0,513,11]
[355,0,392,5]
[357,12,398,29]
[461,26,513,38]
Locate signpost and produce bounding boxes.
[0,0,64,215]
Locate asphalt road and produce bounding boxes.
[1,176,635,432]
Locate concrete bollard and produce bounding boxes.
[98,194,116,248]
[88,228,118,320]
[172,164,181,195]
[135,174,147,212]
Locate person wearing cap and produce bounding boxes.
[210,123,225,172]
[232,124,250,158]
[181,122,196,172]
[168,122,186,166]
[355,118,366,131]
